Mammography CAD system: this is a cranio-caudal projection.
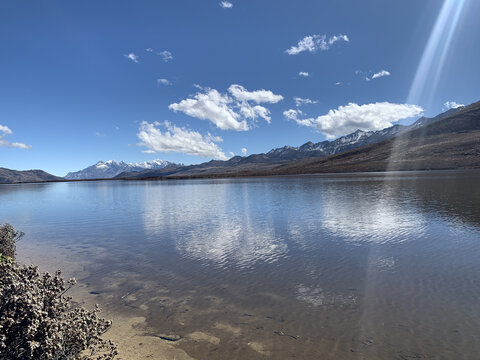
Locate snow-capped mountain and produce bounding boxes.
[65,159,177,180]
[263,126,407,161]
[262,106,465,162]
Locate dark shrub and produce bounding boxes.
[0,223,22,259]
[0,224,117,359]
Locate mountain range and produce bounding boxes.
[0,101,478,184]
[64,159,177,180]
[246,106,462,162]
[117,100,480,180]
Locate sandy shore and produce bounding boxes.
[17,242,198,360]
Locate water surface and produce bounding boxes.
[1,171,480,359]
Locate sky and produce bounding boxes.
[1,0,479,176]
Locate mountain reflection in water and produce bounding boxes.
[1,171,480,359]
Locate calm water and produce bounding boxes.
[2,171,480,359]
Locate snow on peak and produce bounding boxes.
[65,159,176,180]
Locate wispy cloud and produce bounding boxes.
[335,82,342,85]
[169,84,283,131]
[137,121,228,160]
[241,147,247,155]
[0,124,32,149]
[0,124,13,135]
[228,84,283,103]
[94,132,105,137]
[145,48,154,52]
[157,78,171,86]
[443,101,464,110]
[286,34,349,55]
[360,69,391,81]
[298,71,310,77]
[371,70,391,79]
[293,97,318,107]
[157,50,173,62]
[284,102,423,139]
[124,53,139,63]
[220,1,233,8]
[365,70,390,81]
[283,109,305,121]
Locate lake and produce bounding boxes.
[2,171,480,359]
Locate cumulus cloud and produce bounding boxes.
[443,101,464,110]
[137,121,228,160]
[286,34,349,55]
[220,1,233,8]
[169,88,247,131]
[157,50,173,62]
[0,124,13,135]
[124,53,139,63]
[169,84,283,131]
[293,97,318,107]
[284,102,424,139]
[241,147,247,155]
[0,124,32,149]
[157,78,171,86]
[298,71,310,77]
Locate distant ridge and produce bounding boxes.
[0,168,62,184]
[117,100,479,179]
[255,106,463,162]
[65,159,178,180]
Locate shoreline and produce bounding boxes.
[2,167,480,185]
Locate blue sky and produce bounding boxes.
[1,0,479,176]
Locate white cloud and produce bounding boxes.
[328,34,349,45]
[335,82,342,85]
[228,84,283,104]
[286,34,349,55]
[298,71,310,77]
[371,70,391,80]
[169,84,283,131]
[220,1,233,8]
[0,124,32,150]
[169,88,247,131]
[0,124,13,135]
[241,147,247,155]
[157,50,173,62]
[283,109,306,121]
[443,101,464,110]
[137,121,228,160]
[0,139,32,149]
[293,97,318,107]
[157,78,171,86]
[124,53,139,63]
[145,48,154,52]
[284,102,424,139]
[94,132,105,137]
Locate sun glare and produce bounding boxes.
[407,0,468,107]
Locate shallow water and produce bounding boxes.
[2,171,480,359]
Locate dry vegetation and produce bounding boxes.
[0,224,117,360]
